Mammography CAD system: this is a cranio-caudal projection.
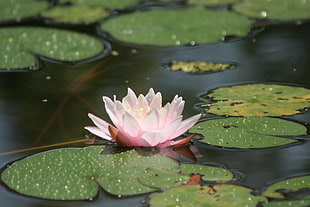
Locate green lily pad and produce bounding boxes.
[262,199,310,207]
[233,0,310,21]
[41,5,110,24]
[149,184,267,207]
[139,168,190,189]
[139,164,234,189]
[100,7,253,46]
[169,60,235,73]
[59,0,142,10]
[189,117,306,148]
[180,163,234,182]
[1,146,179,200]
[262,175,310,199]
[200,84,310,116]
[188,0,239,6]
[95,150,179,195]
[0,0,49,22]
[0,27,107,70]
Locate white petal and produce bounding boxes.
[140,130,165,147]
[121,112,141,137]
[149,92,162,109]
[103,96,118,125]
[87,113,110,129]
[84,126,112,140]
[122,88,137,108]
[137,94,149,109]
[173,114,201,138]
[145,88,155,103]
[160,116,183,143]
[142,108,159,130]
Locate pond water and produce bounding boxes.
[0,19,309,206]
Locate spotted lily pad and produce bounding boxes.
[233,0,310,20]
[41,5,110,24]
[200,84,310,116]
[0,27,107,70]
[0,0,49,22]
[1,146,179,200]
[139,164,234,189]
[100,7,253,46]
[262,175,310,199]
[262,199,310,207]
[149,184,267,207]
[189,117,306,148]
[59,0,142,10]
[169,60,235,73]
[188,0,239,6]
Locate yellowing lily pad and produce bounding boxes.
[189,117,306,148]
[41,5,110,24]
[188,0,239,6]
[100,7,253,46]
[169,60,235,73]
[200,84,310,116]
[262,175,310,199]
[60,0,142,10]
[1,146,180,200]
[233,0,310,20]
[149,184,267,207]
[0,0,49,22]
[0,27,107,70]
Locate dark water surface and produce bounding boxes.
[0,21,309,206]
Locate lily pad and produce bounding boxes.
[233,0,310,21]
[262,175,310,199]
[188,0,239,6]
[41,5,110,24]
[200,84,310,116]
[262,199,310,207]
[1,146,179,200]
[180,163,234,182]
[169,60,235,73]
[59,0,142,10]
[189,117,306,148]
[100,7,253,46]
[139,164,234,189]
[149,184,267,207]
[0,27,107,70]
[0,0,49,22]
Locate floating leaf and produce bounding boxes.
[169,60,235,73]
[200,84,310,116]
[1,146,179,200]
[100,7,253,46]
[262,175,310,199]
[188,0,239,6]
[0,0,49,22]
[262,199,310,207]
[189,117,306,148]
[0,27,107,70]
[95,150,179,196]
[139,168,190,189]
[41,5,110,24]
[233,0,310,21]
[149,184,267,207]
[139,164,234,189]
[1,146,104,200]
[180,163,234,182]
[60,0,142,10]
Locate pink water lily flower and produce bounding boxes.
[84,88,201,147]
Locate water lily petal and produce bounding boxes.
[103,96,119,125]
[122,88,138,109]
[137,94,149,109]
[149,91,162,109]
[140,130,165,147]
[160,116,183,143]
[145,88,155,103]
[115,131,140,146]
[84,126,112,140]
[173,114,201,138]
[142,108,159,130]
[121,111,141,138]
